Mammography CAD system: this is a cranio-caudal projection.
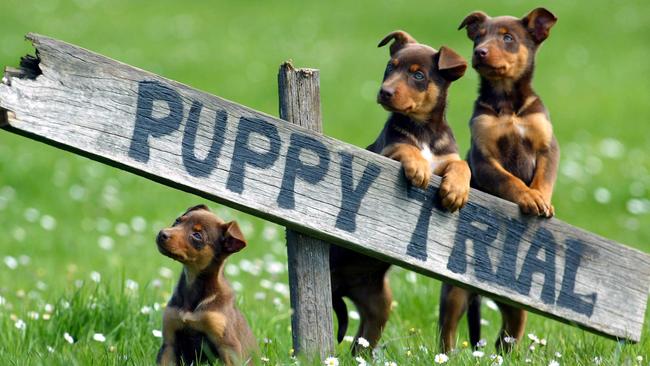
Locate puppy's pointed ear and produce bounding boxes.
[183,204,210,215]
[522,7,557,43]
[437,47,467,81]
[458,11,488,40]
[222,221,247,253]
[378,30,417,56]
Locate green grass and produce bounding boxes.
[0,0,649,365]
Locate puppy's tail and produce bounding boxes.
[332,293,348,343]
[467,293,482,348]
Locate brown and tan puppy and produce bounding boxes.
[156,204,256,366]
[439,8,559,353]
[330,30,471,354]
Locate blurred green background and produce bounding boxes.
[0,0,648,364]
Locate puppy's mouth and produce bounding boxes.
[377,97,415,115]
[156,242,185,262]
[473,61,509,77]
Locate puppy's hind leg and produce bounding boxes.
[348,276,392,355]
[438,283,470,353]
[495,302,527,353]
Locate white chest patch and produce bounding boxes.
[515,123,527,137]
[420,145,441,171]
[516,123,526,137]
[420,144,433,163]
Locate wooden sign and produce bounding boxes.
[1,33,649,342]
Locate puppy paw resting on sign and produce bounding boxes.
[439,8,559,353]
[155,204,256,366]
[330,30,470,355]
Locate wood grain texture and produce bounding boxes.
[279,62,335,357]
[1,33,649,342]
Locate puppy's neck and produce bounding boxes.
[478,67,537,115]
[179,257,232,310]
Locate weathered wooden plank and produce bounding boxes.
[1,33,649,342]
[279,62,335,357]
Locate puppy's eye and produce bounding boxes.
[173,218,181,226]
[191,232,202,241]
[413,71,425,81]
[386,64,394,73]
[503,34,513,42]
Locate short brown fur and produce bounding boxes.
[331,30,470,354]
[439,8,559,353]
[156,205,257,365]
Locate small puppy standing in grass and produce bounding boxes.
[330,30,471,354]
[156,204,256,365]
[439,8,559,353]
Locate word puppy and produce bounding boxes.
[156,204,256,365]
[439,8,559,353]
[330,30,470,354]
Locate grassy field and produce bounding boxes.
[1,0,649,365]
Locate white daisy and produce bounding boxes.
[90,271,101,283]
[14,319,26,330]
[434,353,449,364]
[527,333,540,343]
[125,279,138,291]
[490,354,503,365]
[324,356,339,366]
[357,337,370,348]
[92,333,106,342]
[63,332,74,344]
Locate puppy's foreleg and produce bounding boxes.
[157,306,184,366]
[382,143,432,188]
[182,310,244,366]
[529,137,559,217]
[434,155,471,212]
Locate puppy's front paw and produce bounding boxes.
[402,157,431,188]
[439,174,470,212]
[516,188,550,217]
[546,204,555,218]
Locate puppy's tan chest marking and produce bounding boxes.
[180,309,228,338]
[472,112,553,157]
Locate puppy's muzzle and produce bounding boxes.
[156,230,170,246]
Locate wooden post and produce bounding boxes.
[278,61,335,358]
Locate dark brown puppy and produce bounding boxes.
[156,204,256,366]
[439,8,559,353]
[330,30,470,354]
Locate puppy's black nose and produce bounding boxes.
[379,87,394,101]
[157,230,169,243]
[474,47,488,59]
